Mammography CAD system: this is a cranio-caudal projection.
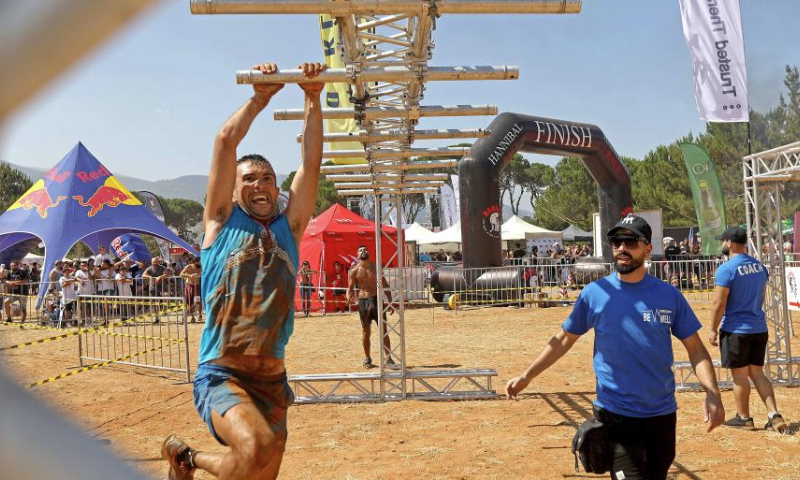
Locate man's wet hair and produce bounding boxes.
[358,245,368,250]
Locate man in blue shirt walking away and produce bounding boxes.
[708,226,787,433]
[160,61,326,480]
[506,214,724,480]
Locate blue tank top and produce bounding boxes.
[198,206,299,366]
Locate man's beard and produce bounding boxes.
[613,253,644,274]
[721,245,730,256]
[359,253,369,261]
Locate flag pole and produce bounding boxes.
[739,0,752,156]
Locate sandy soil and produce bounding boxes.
[2,303,799,480]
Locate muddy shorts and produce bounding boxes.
[358,296,386,329]
[193,362,295,445]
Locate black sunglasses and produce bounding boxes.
[608,235,647,249]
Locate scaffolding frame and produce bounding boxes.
[675,141,800,389]
[192,0,582,402]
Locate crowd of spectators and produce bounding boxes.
[419,249,462,262]
[507,242,593,265]
[0,250,201,325]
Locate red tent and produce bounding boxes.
[296,203,398,313]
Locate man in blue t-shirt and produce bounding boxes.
[161,61,326,480]
[506,214,724,480]
[708,226,786,433]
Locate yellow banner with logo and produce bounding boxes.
[319,15,365,164]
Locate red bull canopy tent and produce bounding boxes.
[297,203,398,312]
[0,142,197,301]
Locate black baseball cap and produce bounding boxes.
[607,214,652,244]
[715,226,747,244]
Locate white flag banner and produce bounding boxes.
[678,0,749,122]
[383,200,399,227]
[787,267,800,311]
[440,184,457,229]
[451,174,461,223]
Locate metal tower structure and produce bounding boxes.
[743,141,800,385]
[191,0,582,402]
[675,141,800,390]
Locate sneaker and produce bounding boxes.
[766,413,787,433]
[385,357,400,370]
[152,317,161,325]
[190,316,196,323]
[161,434,196,480]
[724,413,754,428]
[363,357,372,368]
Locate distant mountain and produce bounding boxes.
[6,163,287,204]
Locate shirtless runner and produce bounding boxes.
[179,257,202,323]
[346,245,398,369]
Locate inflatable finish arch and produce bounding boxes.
[460,112,633,265]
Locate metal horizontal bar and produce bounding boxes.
[337,188,440,196]
[237,65,517,85]
[333,181,444,188]
[323,147,468,159]
[275,104,497,121]
[320,159,459,174]
[191,0,581,15]
[324,173,450,182]
[750,174,800,183]
[743,142,800,161]
[300,128,488,143]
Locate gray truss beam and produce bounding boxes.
[237,65,518,84]
[191,0,582,15]
[274,104,498,121]
[299,128,488,143]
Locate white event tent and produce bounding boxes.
[561,224,593,241]
[403,222,435,244]
[502,215,561,243]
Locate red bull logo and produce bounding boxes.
[7,180,67,219]
[73,176,142,217]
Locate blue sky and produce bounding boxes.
[1,0,798,180]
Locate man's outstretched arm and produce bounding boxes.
[203,62,284,249]
[505,329,580,400]
[285,62,326,244]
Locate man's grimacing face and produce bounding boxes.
[235,161,279,221]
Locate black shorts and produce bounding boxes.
[594,406,676,480]
[720,331,768,368]
[358,296,384,328]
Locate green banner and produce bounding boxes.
[679,143,727,255]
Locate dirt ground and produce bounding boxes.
[2,302,800,480]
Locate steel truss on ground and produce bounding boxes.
[675,141,800,390]
[192,0,582,402]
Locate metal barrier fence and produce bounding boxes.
[0,276,202,326]
[293,267,432,316]
[77,295,191,382]
[0,257,744,324]
[438,258,727,309]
